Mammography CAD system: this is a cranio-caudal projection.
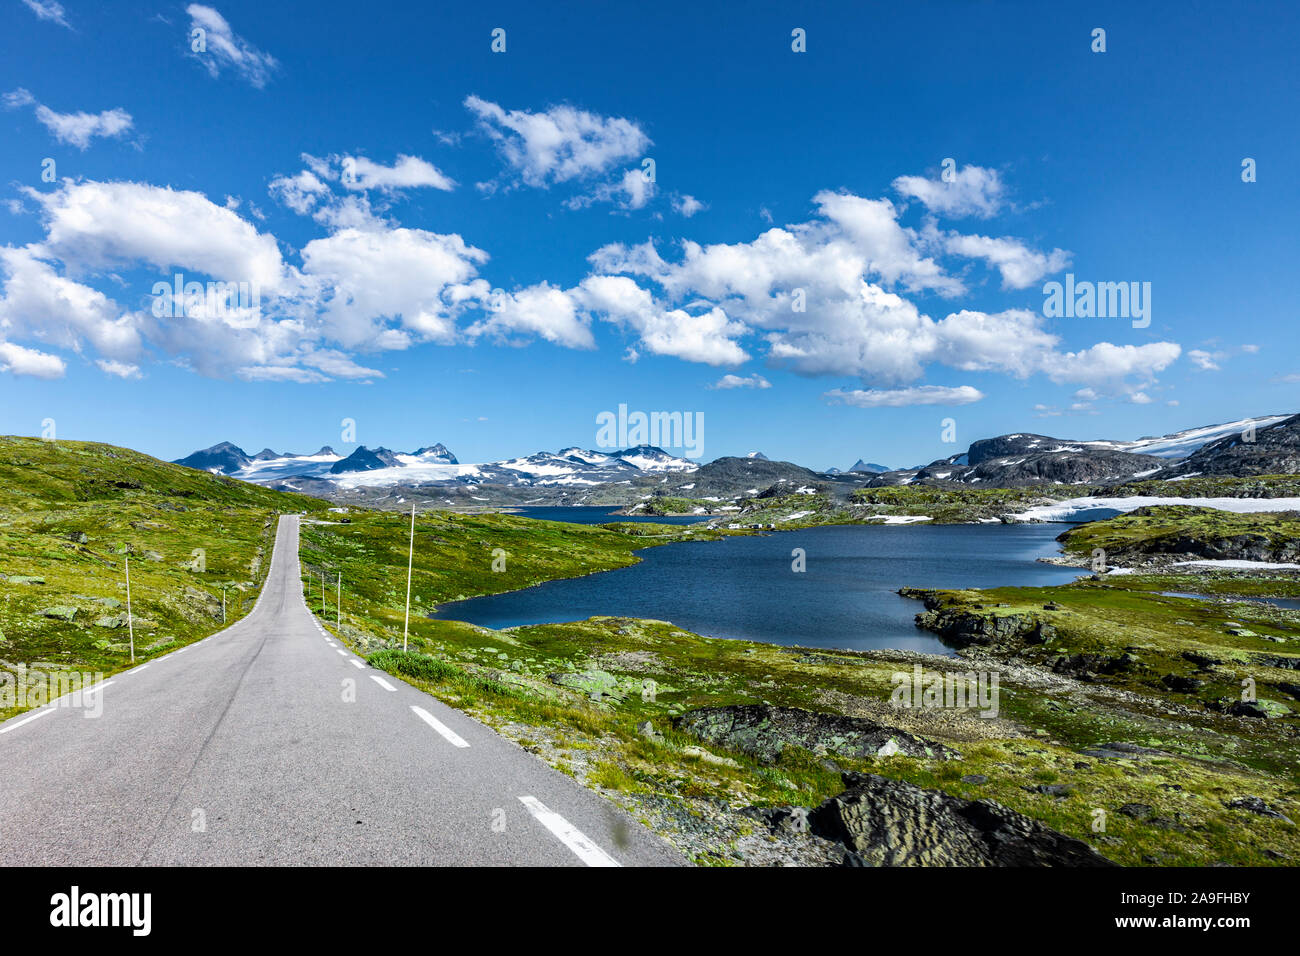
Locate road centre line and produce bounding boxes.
[410,705,469,747]
[518,796,621,867]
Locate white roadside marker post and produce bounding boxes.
[222,586,227,624]
[403,504,415,653]
[125,555,135,663]
[336,571,341,630]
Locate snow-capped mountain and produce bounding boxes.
[1084,415,1293,459]
[172,414,1299,504]
[173,441,698,491]
[865,415,1294,488]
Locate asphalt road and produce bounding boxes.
[0,515,683,866]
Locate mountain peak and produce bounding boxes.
[849,460,890,473]
[329,446,403,474]
[173,441,251,475]
[411,443,458,464]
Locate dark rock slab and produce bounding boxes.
[809,772,1116,867]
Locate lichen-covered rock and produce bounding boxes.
[809,772,1117,867]
[673,704,958,763]
[38,606,78,622]
[547,669,627,702]
[1225,699,1291,719]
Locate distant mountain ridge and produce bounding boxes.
[172,413,1299,506]
[173,440,699,491]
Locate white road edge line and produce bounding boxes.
[370,675,398,692]
[410,705,469,748]
[0,707,55,735]
[335,649,347,656]
[518,796,621,867]
[349,660,365,669]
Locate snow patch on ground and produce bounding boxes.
[1172,559,1300,570]
[1009,496,1300,522]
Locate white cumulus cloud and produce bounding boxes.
[893,164,1007,218]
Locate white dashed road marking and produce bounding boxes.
[518,796,621,867]
[370,675,397,692]
[410,705,469,748]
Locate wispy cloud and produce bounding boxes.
[824,385,985,408]
[3,88,133,149]
[186,4,278,88]
[709,373,771,390]
[21,0,71,30]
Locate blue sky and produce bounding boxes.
[1,0,1296,471]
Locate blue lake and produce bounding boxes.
[434,522,1081,654]
[509,505,709,525]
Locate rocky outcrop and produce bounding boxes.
[900,588,1056,650]
[1059,506,1300,564]
[1049,651,1142,680]
[914,608,1052,649]
[673,704,958,763]
[807,772,1117,866]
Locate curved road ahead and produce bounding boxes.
[0,515,682,866]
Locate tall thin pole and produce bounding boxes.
[222,586,227,624]
[125,555,135,663]
[403,504,415,652]
[321,572,326,615]
[336,571,341,629]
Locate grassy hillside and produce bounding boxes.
[0,436,328,719]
